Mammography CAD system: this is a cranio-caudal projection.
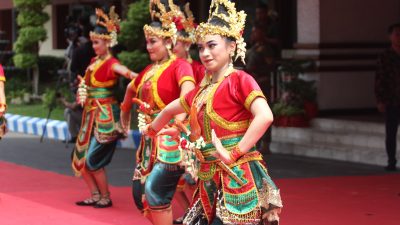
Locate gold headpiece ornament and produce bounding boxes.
[144,0,179,45]
[89,6,121,47]
[178,3,197,43]
[167,1,197,43]
[196,0,247,64]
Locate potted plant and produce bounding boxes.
[272,96,308,127]
[272,59,317,127]
[281,77,318,119]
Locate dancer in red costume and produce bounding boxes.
[168,2,204,224]
[119,1,195,224]
[172,3,205,85]
[143,0,283,224]
[72,6,137,208]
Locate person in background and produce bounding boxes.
[375,23,400,171]
[246,21,276,155]
[61,24,95,144]
[172,3,205,84]
[169,3,203,224]
[255,2,280,58]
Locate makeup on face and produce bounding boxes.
[92,38,109,57]
[198,35,231,73]
[146,35,169,62]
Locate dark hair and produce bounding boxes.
[256,2,269,10]
[149,21,162,29]
[388,23,400,34]
[178,30,189,38]
[92,25,108,35]
[208,2,236,42]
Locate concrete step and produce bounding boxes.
[270,141,390,166]
[271,118,399,166]
[310,118,385,134]
[272,126,400,150]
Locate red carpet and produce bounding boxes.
[0,161,399,225]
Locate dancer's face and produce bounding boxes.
[173,40,191,59]
[91,38,109,57]
[197,35,235,73]
[146,35,169,62]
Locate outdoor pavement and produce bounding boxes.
[0,132,396,186]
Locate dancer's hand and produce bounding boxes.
[158,126,180,142]
[211,129,234,164]
[120,110,131,135]
[141,123,157,137]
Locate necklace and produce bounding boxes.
[194,66,235,110]
[194,83,215,110]
[144,55,175,81]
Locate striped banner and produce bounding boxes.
[4,113,141,149]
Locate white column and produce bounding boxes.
[297,0,320,44]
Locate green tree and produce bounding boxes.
[118,0,150,71]
[13,0,50,96]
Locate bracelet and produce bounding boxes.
[147,123,158,136]
[120,102,131,113]
[229,145,244,162]
[125,70,135,80]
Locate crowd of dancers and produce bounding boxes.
[1,0,283,224]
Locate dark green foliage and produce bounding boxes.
[273,59,316,117]
[14,0,50,9]
[12,53,37,69]
[281,78,317,102]
[118,0,151,71]
[37,56,65,82]
[13,27,46,53]
[12,0,50,69]
[118,50,150,72]
[272,102,305,117]
[17,11,49,27]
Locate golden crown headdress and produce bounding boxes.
[144,0,179,45]
[167,1,197,43]
[196,0,247,64]
[89,6,121,47]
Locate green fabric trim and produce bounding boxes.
[224,189,259,214]
[88,87,113,99]
[157,136,182,164]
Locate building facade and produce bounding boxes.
[1,0,400,110]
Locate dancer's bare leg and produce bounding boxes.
[92,168,112,207]
[81,168,99,193]
[151,207,173,225]
[76,168,100,205]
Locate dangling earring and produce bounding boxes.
[166,44,172,57]
[229,51,235,68]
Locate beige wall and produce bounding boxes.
[297,0,400,44]
[39,5,64,57]
[293,0,400,110]
[297,0,321,43]
[320,0,400,43]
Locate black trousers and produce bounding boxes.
[385,105,399,166]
